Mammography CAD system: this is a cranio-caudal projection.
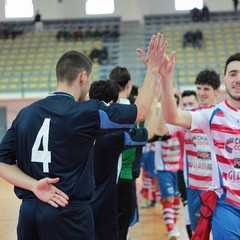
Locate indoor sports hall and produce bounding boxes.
[0,1,239,239]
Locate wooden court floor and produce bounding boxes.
[0,178,188,240]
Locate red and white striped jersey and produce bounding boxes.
[155,125,182,172]
[184,123,212,190]
[190,100,240,207]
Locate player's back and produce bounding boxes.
[13,93,100,200]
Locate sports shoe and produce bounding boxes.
[149,200,156,207]
[167,229,180,240]
[140,198,149,208]
[173,226,181,238]
[127,232,131,240]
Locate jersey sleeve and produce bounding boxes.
[97,101,137,131]
[190,108,212,135]
[0,124,17,165]
[123,128,148,148]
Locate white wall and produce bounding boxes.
[0,0,235,22]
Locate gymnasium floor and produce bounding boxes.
[0,177,189,240]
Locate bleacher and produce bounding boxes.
[0,17,121,97]
[1,12,240,96]
[144,11,239,25]
[143,11,240,88]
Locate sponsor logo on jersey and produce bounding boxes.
[228,169,240,182]
[197,151,211,159]
[189,160,212,170]
[225,137,240,154]
[233,158,240,169]
[192,134,209,147]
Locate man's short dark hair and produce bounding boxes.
[89,79,120,103]
[56,51,92,83]
[224,52,240,75]
[130,85,138,97]
[194,69,220,90]
[181,90,197,99]
[174,94,180,106]
[128,85,139,104]
[109,66,131,89]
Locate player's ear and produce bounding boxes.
[126,80,132,90]
[78,71,87,87]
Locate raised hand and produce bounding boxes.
[32,177,69,208]
[158,51,176,81]
[137,33,168,73]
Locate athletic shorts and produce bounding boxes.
[157,170,179,198]
[95,230,118,240]
[142,151,156,178]
[212,198,240,240]
[17,199,94,240]
[187,188,204,231]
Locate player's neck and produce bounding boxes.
[55,86,78,101]
[201,99,217,107]
[228,97,240,109]
[118,90,129,99]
